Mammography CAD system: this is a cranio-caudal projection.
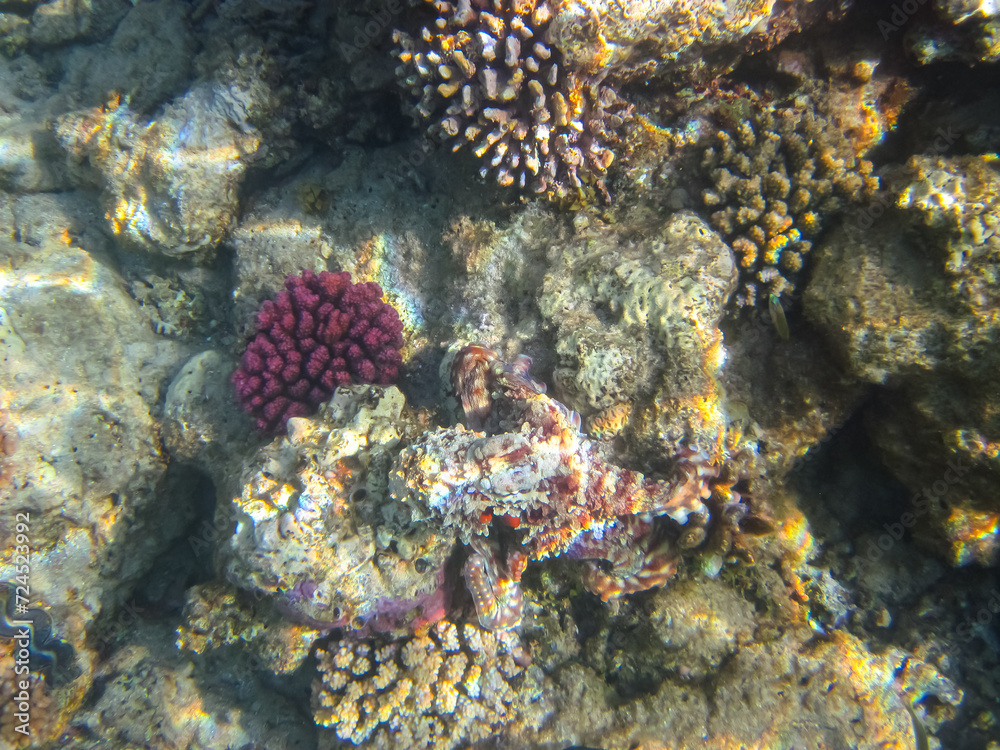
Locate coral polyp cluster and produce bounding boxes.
[232,270,404,433]
[393,0,628,199]
[313,619,550,748]
[702,98,878,306]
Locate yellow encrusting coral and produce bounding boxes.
[313,619,551,748]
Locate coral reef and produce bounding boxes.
[393,0,629,199]
[313,619,552,748]
[3,0,999,747]
[392,344,744,629]
[547,0,840,81]
[232,270,405,433]
[897,153,1000,275]
[221,385,455,637]
[516,572,961,749]
[702,95,878,306]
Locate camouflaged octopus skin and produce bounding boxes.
[390,344,724,631]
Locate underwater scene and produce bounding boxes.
[2,0,1000,748]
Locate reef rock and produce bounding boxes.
[0,0,128,55]
[805,154,1000,566]
[906,0,1000,65]
[56,83,261,258]
[220,385,457,638]
[548,0,841,80]
[75,620,314,750]
[162,350,249,472]
[0,230,185,731]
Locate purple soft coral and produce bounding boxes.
[233,270,404,433]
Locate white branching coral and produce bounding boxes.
[393,0,628,200]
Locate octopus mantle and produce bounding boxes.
[389,344,722,631]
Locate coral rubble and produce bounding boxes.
[393,0,629,199]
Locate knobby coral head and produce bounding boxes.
[232,270,404,433]
[393,0,628,201]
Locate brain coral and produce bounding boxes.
[232,270,404,433]
[393,0,629,200]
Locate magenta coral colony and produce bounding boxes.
[233,270,404,433]
[392,0,628,200]
[391,344,743,633]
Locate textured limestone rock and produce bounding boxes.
[162,350,250,474]
[805,155,1000,566]
[0,231,188,734]
[219,385,456,638]
[56,84,261,258]
[548,0,841,80]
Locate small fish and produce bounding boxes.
[903,701,930,750]
[769,294,790,340]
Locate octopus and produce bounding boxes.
[390,344,743,632]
